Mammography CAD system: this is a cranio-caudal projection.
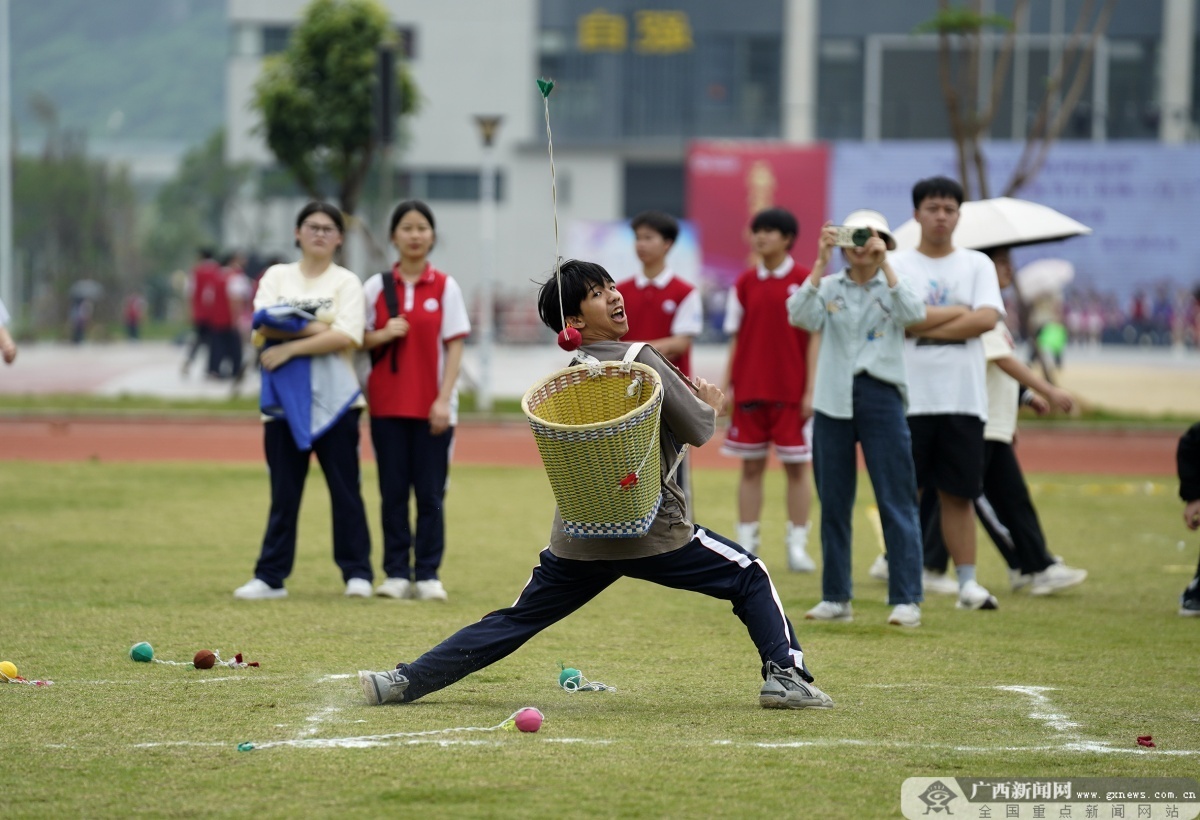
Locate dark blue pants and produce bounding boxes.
[394,526,811,702]
[254,410,373,588]
[370,417,453,582]
[812,375,923,606]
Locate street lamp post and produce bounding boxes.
[474,115,502,413]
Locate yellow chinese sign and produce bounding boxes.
[634,10,693,54]
[577,9,693,54]
[578,9,628,52]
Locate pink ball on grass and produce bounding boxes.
[514,707,543,733]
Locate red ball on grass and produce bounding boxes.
[193,650,216,670]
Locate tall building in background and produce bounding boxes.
[224,0,1197,319]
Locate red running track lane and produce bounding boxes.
[0,417,1177,476]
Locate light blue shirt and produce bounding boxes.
[787,268,926,419]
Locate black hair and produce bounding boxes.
[536,260,614,333]
[911,176,965,208]
[295,201,345,234]
[294,202,344,249]
[198,247,215,260]
[630,210,679,244]
[750,207,799,249]
[389,199,436,237]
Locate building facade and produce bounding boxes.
[225,0,1196,315]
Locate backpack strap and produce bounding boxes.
[382,271,399,318]
[370,271,402,371]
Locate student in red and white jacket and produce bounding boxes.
[363,200,470,602]
[614,211,703,378]
[614,210,703,516]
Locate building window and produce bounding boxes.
[624,162,683,218]
[408,171,505,202]
[259,24,413,58]
[258,167,504,203]
[262,25,292,55]
[395,27,416,59]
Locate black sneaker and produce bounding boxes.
[1180,597,1200,617]
[759,661,834,710]
[359,668,410,705]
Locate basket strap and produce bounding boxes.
[570,350,603,377]
[620,342,649,398]
[619,342,646,371]
[664,443,690,487]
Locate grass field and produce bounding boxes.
[1,460,1197,817]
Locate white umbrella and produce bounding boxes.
[1016,258,1074,301]
[891,197,1092,251]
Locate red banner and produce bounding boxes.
[685,141,829,288]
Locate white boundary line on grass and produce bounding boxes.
[92,680,1200,755]
[996,685,1081,733]
[1027,481,1168,496]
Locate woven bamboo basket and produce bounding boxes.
[522,361,664,538]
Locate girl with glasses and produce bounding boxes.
[233,201,374,601]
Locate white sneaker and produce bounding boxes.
[1029,562,1088,596]
[887,603,921,627]
[375,578,413,599]
[414,579,448,601]
[956,580,999,610]
[922,569,960,596]
[344,578,372,598]
[233,578,287,600]
[736,522,760,557]
[804,600,853,621]
[786,522,816,572]
[1009,568,1033,592]
[868,554,889,582]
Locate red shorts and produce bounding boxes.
[721,401,812,463]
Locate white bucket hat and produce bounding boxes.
[841,209,896,250]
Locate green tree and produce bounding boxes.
[252,0,418,218]
[140,129,252,321]
[143,130,251,270]
[14,126,139,337]
[920,0,1117,200]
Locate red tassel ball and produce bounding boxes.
[557,327,582,351]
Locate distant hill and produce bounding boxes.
[11,0,225,149]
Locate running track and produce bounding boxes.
[0,417,1176,475]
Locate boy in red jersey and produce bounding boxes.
[615,211,703,513]
[614,211,703,378]
[721,208,816,572]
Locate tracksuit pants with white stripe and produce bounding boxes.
[392,525,812,702]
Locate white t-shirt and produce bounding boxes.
[0,297,9,327]
[981,320,1019,443]
[892,247,1004,420]
[254,261,365,345]
[254,261,366,410]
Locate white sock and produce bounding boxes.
[737,522,760,554]
[786,521,811,550]
[956,564,977,589]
